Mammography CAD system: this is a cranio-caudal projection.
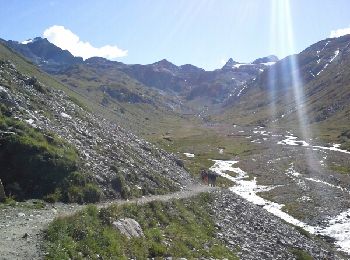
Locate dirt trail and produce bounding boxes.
[0,184,215,260]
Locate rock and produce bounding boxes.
[0,179,6,202]
[17,212,25,217]
[112,218,144,239]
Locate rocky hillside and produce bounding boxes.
[1,37,278,109]
[220,34,350,147]
[0,42,194,202]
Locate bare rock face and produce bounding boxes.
[0,179,6,202]
[112,218,144,239]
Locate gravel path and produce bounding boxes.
[0,184,215,260]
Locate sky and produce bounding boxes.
[0,0,350,70]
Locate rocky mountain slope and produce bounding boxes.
[1,37,278,110]
[0,42,194,202]
[2,37,83,73]
[220,34,350,148]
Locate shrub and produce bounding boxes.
[111,173,130,199]
[83,183,103,203]
[0,113,79,200]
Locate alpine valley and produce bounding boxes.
[0,33,350,259]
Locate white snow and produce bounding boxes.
[330,49,340,63]
[278,136,350,155]
[183,153,195,158]
[313,144,350,155]
[21,39,33,44]
[318,209,350,253]
[316,49,340,76]
[261,61,276,66]
[233,62,275,69]
[233,63,250,69]
[317,63,329,76]
[60,112,72,119]
[237,85,247,97]
[278,136,309,146]
[251,139,261,144]
[209,160,316,233]
[304,177,349,193]
[210,159,350,254]
[253,130,269,136]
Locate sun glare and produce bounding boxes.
[270,0,322,173]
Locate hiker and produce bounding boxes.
[0,179,6,202]
[207,170,218,187]
[200,169,208,185]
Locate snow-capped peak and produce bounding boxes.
[21,39,33,44]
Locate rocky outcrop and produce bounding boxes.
[0,179,6,202]
[112,218,144,239]
[211,190,346,260]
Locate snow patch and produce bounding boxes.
[261,61,276,66]
[21,39,33,44]
[278,136,309,146]
[210,160,350,254]
[183,153,195,158]
[318,209,350,253]
[210,160,316,233]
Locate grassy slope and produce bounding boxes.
[45,193,238,259]
[0,42,192,137]
[216,38,350,149]
[54,63,198,137]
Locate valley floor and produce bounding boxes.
[1,121,350,259]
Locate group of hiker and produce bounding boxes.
[200,169,218,187]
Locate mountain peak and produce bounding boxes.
[252,55,279,64]
[21,37,44,45]
[152,59,178,71]
[222,58,239,69]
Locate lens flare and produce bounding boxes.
[269,0,321,173]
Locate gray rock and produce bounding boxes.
[112,218,144,239]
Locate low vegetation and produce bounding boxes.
[0,106,102,203]
[149,126,256,187]
[45,193,238,259]
[290,247,314,260]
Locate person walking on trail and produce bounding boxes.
[200,169,218,187]
[208,170,218,187]
[200,169,208,185]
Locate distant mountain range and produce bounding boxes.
[0,37,278,105]
[1,35,350,149]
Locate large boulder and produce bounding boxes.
[0,179,6,202]
[112,218,144,239]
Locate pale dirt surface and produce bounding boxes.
[0,184,215,260]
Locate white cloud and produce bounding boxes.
[43,25,127,60]
[330,26,350,38]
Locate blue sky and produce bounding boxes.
[1,0,350,70]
